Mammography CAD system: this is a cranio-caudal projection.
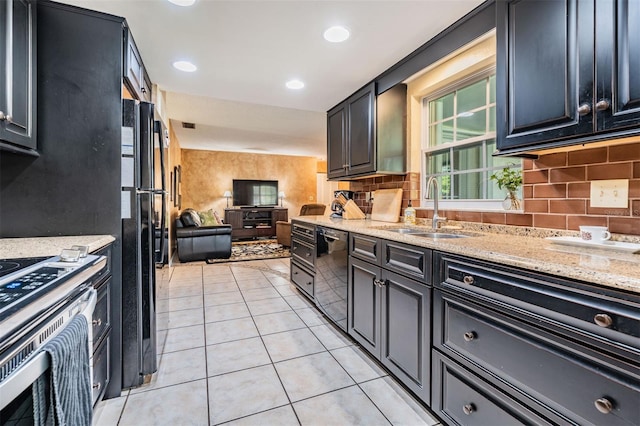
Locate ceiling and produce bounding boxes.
[57,0,486,159]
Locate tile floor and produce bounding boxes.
[92,258,441,426]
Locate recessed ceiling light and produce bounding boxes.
[323,26,350,43]
[286,79,305,90]
[173,61,197,72]
[167,0,196,6]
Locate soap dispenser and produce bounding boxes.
[404,200,416,225]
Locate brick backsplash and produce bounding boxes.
[349,142,640,236]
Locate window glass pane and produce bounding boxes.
[427,151,450,174]
[489,106,496,132]
[453,171,483,199]
[429,119,454,146]
[457,80,486,115]
[427,175,452,200]
[486,140,518,168]
[453,143,483,171]
[489,75,496,103]
[429,93,454,122]
[457,112,486,141]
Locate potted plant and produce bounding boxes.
[490,166,523,210]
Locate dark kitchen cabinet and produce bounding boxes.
[348,237,432,403]
[290,220,316,300]
[432,251,640,426]
[327,83,406,180]
[0,0,37,155]
[496,0,640,155]
[123,24,151,102]
[328,83,375,179]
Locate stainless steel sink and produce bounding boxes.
[412,232,469,239]
[382,228,474,239]
[384,228,428,234]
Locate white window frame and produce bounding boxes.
[420,67,521,211]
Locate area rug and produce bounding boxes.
[208,239,290,263]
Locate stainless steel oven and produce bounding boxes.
[0,254,105,423]
[315,227,349,331]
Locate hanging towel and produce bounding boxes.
[32,314,93,426]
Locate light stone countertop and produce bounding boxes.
[0,235,115,259]
[295,216,640,295]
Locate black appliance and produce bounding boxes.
[0,255,105,420]
[330,190,354,218]
[153,120,169,265]
[315,227,349,331]
[121,99,166,389]
[232,179,279,207]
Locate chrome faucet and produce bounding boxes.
[426,176,446,229]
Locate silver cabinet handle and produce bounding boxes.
[0,111,12,123]
[462,403,475,415]
[594,397,613,414]
[594,313,613,328]
[595,100,610,111]
[463,275,474,285]
[93,318,102,327]
[577,104,592,116]
[463,331,476,342]
[93,382,101,390]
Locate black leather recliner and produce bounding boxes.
[175,209,232,262]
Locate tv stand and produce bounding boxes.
[224,207,288,240]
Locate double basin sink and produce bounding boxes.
[381,227,475,239]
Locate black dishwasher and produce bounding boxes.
[315,227,349,331]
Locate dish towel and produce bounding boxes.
[32,314,93,426]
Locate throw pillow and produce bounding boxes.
[213,210,223,225]
[199,209,217,226]
[180,209,201,227]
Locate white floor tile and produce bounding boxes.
[208,365,289,425]
[293,385,390,426]
[205,317,259,345]
[220,404,299,426]
[205,302,251,323]
[160,324,205,353]
[119,380,209,426]
[156,307,204,330]
[262,328,325,362]
[130,347,207,393]
[360,376,439,426]
[330,346,387,383]
[308,324,352,350]
[274,352,355,402]
[246,297,292,316]
[206,337,271,376]
[253,311,306,335]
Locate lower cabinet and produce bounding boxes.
[290,220,315,300]
[432,251,640,426]
[348,255,431,402]
[91,244,112,406]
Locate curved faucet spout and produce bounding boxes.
[426,176,446,229]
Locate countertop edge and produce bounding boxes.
[0,235,116,259]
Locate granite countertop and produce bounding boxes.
[0,235,115,259]
[294,216,640,294]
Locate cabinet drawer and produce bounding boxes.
[350,234,380,264]
[434,290,640,426]
[383,240,432,283]
[292,221,315,243]
[291,238,315,270]
[92,277,111,350]
[432,351,552,426]
[436,253,640,362]
[92,335,110,406]
[291,262,314,300]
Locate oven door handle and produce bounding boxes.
[0,288,97,411]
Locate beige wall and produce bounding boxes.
[180,150,320,219]
[167,124,182,264]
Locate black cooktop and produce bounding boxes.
[0,257,47,279]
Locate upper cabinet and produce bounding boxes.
[123,25,151,103]
[496,0,640,155]
[0,0,37,155]
[327,83,406,180]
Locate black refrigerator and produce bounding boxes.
[121,99,166,388]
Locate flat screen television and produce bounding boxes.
[232,179,279,207]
